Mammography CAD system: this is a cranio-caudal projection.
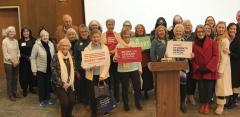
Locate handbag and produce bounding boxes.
[94,80,109,98]
[96,94,116,113]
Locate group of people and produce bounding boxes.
[2,10,240,117]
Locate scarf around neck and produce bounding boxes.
[57,51,75,91]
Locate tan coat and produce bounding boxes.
[81,42,110,81]
[215,38,233,96]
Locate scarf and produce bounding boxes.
[57,51,75,91]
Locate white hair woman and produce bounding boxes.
[2,26,21,101]
[30,30,55,107]
[51,38,75,117]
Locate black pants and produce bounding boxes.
[180,84,187,103]
[186,76,197,95]
[19,58,37,91]
[4,64,19,96]
[142,66,154,91]
[119,70,141,105]
[55,87,75,117]
[198,79,215,103]
[86,75,110,114]
[110,61,120,102]
[75,68,89,104]
[37,71,51,102]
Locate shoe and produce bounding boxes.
[29,88,37,94]
[39,101,46,107]
[9,96,16,101]
[135,102,143,110]
[103,112,110,116]
[215,104,224,115]
[23,90,27,97]
[198,103,205,114]
[225,95,237,109]
[124,104,130,111]
[187,95,196,105]
[180,102,187,113]
[46,99,54,105]
[203,103,210,115]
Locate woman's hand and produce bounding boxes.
[33,72,37,76]
[223,48,230,54]
[63,83,71,89]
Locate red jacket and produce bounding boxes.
[191,37,219,80]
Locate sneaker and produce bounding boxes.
[135,103,143,111]
[39,101,45,107]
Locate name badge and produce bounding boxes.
[21,42,26,47]
[80,42,83,46]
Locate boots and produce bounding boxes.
[215,98,226,115]
[180,101,187,113]
[203,103,210,115]
[198,103,205,114]
[225,93,238,109]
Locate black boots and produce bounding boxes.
[180,102,187,113]
[225,93,238,109]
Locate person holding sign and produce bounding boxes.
[51,38,75,117]
[166,24,189,113]
[134,24,154,99]
[191,25,219,115]
[81,29,111,117]
[114,28,143,111]
[214,22,233,115]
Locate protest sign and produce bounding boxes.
[117,47,142,64]
[166,41,192,58]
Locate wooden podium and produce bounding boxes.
[148,61,189,117]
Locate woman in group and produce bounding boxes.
[168,14,183,39]
[2,26,21,101]
[81,29,110,117]
[204,24,215,39]
[191,25,219,115]
[73,24,91,104]
[205,16,216,30]
[114,28,143,111]
[214,21,232,115]
[134,24,154,99]
[30,30,55,107]
[224,23,240,109]
[88,20,102,32]
[150,17,167,40]
[102,19,122,103]
[51,38,75,117]
[64,28,79,53]
[182,19,197,105]
[167,24,188,113]
[19,27,37,97]
[150,25,168,62]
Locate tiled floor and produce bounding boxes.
[0,78,240,117]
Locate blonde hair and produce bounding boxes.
[65,28,79,39]
[155,25,168,39]
[4,26,16,37]
[57,38,71,51]
[182,19,192,32]
[215,21,228,40]
[40,30,49,37]
[173,24,185,34]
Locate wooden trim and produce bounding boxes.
[0,6,21,38]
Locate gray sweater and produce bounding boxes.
[30,40,55,73]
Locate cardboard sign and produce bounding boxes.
[82,49,107,68]
[166,41,192,58]
[131,36,151,50]
[117,47,142,64]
